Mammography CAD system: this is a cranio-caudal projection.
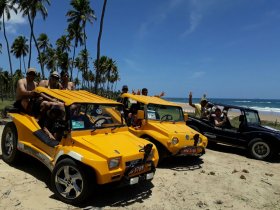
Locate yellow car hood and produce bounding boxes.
[149,122,196,135]
[72,131,149,158]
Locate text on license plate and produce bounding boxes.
[181,147,198,154]
[128,165,145,176]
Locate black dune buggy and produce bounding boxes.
[186,104,280,160]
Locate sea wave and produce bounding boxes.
[234,101,251,103]
[249,106,280,113]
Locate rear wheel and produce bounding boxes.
[1,122,20,164]
[51,158,94,205]
[248,138,273,160]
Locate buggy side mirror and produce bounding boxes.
[137,110,145,120]
[184,113,188,121]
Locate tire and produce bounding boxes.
[144,137,169,163]
[1,122,20,164]
[248,138,273,160]
[51,158,94,205]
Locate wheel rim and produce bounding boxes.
[252,142,270,159]
[55,166,83,200]
[4,129,14,156]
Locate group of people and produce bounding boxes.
[15,68,75,141]
[15,68,74,114]
[188,91,229,128]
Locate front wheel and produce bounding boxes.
[1,122,20,164]
[248,138,273,160]
[51,158,94,205]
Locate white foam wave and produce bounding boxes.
[234,101,251,103]
[250,106,280,113]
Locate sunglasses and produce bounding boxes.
[27,72,36,76]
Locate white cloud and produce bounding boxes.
[191,71,205,79]
[182,11,202,36]
[4,6,27,34]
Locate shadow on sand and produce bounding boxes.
[0,153,154,208]
[158,156,204,171]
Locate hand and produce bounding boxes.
[136,89,141,95]
[132,89,136,95]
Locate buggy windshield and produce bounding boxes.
[70,103,125,130]
[147,104,184,122]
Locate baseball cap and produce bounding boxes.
[50,71,59,78]
[27,68,36,74]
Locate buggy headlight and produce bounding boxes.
[108,157,120,169]
[172,137,179,145]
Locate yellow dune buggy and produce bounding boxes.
[1,87,158,204]
[120,93,208,161]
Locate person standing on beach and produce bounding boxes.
[14,68,38,112]
[188,91,209,118]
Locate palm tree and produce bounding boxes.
[37,33,51,75]
[56,35,71,53]
[95,0,107,93]
[67,0,96,83]
[76,49,90,87]
[0,0,17,79]
[16,0,51,79]
[11,35,29,74]
[67,22,84,81]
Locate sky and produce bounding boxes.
[1,0,280,99]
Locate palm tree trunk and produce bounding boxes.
[19,57,22,74]
[70,46,76,81]
[95,0,107,93]
[31,20,44,79]
[27,13,44,79]
[27,14,32,68]
[23,55,27,74]
[2,17,13,76]
[2,16,14,96]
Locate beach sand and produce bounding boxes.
[0,119,280,209]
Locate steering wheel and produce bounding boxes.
[160,114,173,121]
[92,117,107,127]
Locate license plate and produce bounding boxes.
[181,147,202,155]
[128,165,145,176]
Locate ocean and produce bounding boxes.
[164,98,280,115]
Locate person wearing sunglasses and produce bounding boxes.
[39,71,62,89]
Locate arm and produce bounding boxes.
[188,92,195,108]
[214,118,227,127]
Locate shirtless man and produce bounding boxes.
[39,71,62,89]
[60,70,75,90]
[14,68,38,111]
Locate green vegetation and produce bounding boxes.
[0,0,119,99]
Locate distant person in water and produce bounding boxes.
[14,68,38,112]
[60,70,75,90]
[39,71,62,89]
[188,91,209,118]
